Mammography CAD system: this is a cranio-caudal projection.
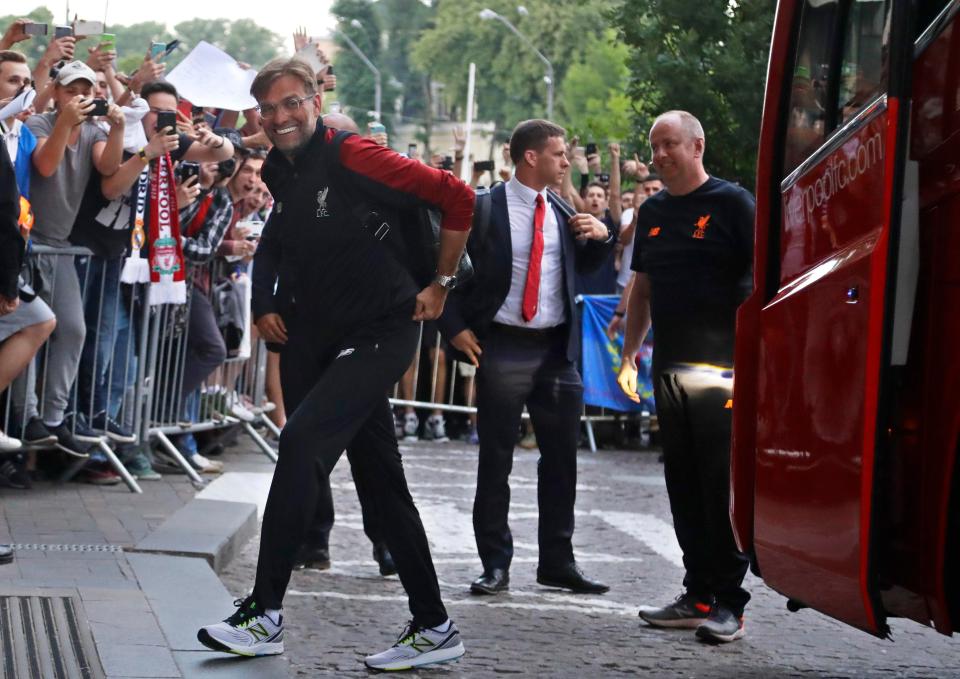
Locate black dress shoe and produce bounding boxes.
[470,568,509,594]
[537,563,609,594]
[372,543,397,576]
[293,545,330,570]
[0,544,13,565]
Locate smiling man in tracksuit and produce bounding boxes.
[197,57,474,671]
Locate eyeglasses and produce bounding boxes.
[256,95,314,119]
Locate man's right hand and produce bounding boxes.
[451,328,482,367]
[617,355,641,403]
[145,128,179,160]
[42,35,76,65]
[61,95,95,127]
[256,313,288,345]
[0,294,20,316]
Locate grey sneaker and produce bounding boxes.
[424,414,449,443]
[364,619,464,671]
[695,605,745,643]
[402,413,419,442]
[197,596,284,656]
[638,591,714,629]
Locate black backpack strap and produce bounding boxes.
[320,129,391,239]
[546,187,576,221]
[471,186,492,245]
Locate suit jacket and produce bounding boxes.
[438,182,614,363]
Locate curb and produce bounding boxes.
[130,498,258,573]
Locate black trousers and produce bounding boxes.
[474,324,582,572]
[655,368,751,616]
[279,339,381,551]
[253,319,447,627]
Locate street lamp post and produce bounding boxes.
[334,20,382,121]
[479,7,553,120]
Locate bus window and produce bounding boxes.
[837,0,891,125]
[783,0,841,175]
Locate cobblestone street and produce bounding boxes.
[219,442,960,678]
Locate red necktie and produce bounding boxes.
[521,194,546,322]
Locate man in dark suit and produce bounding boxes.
[439,119,613,595]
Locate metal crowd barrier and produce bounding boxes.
[1,246,279,495]
[387,323,646,453]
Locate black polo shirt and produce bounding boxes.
[631,176,754,371]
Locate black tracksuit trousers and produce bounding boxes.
[252,318,447,627]
[655,368,751,616]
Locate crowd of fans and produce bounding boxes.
[0,18,656,490]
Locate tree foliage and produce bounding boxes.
[412,0,612,131]
[557,29,632,145]
[614,0,775,187]
[330,0,384,126]
[173,18,284,70]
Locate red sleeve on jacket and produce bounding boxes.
[337,132,475,231]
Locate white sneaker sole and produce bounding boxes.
[695,623,745,643]
[197,628,284,656]
[365,642,465,671]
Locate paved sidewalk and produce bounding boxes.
[0,432,289,679]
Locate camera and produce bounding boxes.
[88,98,109,117]
[441,156,454,171]
[156,111,177,134]
[177,161,200,184]
[599,172,610,184]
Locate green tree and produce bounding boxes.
[113,22,175,74]
[373,0,435,132]
[330,0,383,127]
[557,29,632,144]
[411,0,612,132]
[173,18,284,70]
[614,0,775,187]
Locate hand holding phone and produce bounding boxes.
[474,160,495,173]
[156,110,177,135]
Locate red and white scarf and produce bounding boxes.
[120,153,186,305]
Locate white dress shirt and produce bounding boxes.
[1,118,22,164]
[493,175,567,328]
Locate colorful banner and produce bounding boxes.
[579,295,655,413]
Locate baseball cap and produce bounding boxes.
[56,61,97,87]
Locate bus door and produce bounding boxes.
[748,0,913,636]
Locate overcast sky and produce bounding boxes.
[7,1,338,54]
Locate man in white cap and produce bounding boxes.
[9,60,125,462]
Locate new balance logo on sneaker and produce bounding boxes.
[364,619,465,671]
[197,596,284,657]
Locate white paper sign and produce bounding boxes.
[0,88,37,122]
[166,41,258,111]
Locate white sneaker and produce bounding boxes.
[425,414,449,443]
[226,392,256,422]
[0,431,22,453]
[190,453,224,474]
[402,413,419,442]
[364,619,464,671]
[198,596,284,656]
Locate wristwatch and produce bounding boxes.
[434,273,458,290]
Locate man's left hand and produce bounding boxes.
[414,282,448,321]
[569,213,609,241]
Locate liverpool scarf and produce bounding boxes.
[120,153,186,305]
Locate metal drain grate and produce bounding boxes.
[0,594,104,679]
[10,544,124,553]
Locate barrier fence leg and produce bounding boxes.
[584,419,598,453]
[153,430,206,485]
[242,421,279,463]
[95,440,142,494]
[261,417,282,439]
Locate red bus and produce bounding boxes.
[731,0,959,638]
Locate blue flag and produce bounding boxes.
[579,295,655,413]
